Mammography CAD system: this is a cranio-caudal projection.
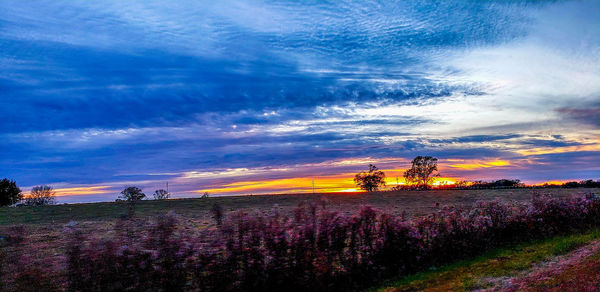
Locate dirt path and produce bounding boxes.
[482,240,600,291]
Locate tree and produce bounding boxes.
[25,185,56,206]
[354,164,386,192]
[153,189,170,200]
[492,179,522,188]
[580,179,600,188]
[0,178,22,206]
[563,181,580,188]
[119,186,146,202]
[403,156,439,190]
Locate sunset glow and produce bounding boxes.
[195,167,463,196]
[515,143,600,156]
[196,173,359,195]
[22,186,113,198]
[3,3,600,291]
[1,1,598,203]
[447,160,511,171]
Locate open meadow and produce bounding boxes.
[3,188,596,226]
[1,188,599,291]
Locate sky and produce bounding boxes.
[1,0,599,203]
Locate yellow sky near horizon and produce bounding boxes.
[22,156,595,198]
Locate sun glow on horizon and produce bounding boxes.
[22,186,112,197]
[196,169,464,196]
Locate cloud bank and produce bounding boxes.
[1,1,598,202]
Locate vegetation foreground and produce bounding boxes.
[1,190,600,291]
[375,229,600,291]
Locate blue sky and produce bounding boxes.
[1,1,599,202]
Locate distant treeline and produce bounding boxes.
[455,179,525,189]
[455,179,600,190]
[535,179,600,189]
[392,179,600,191]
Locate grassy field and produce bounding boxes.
[2,188,597,226]
[1,188,599,291]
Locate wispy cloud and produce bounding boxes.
[1,1,598,202]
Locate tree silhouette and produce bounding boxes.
[119,186,146,202]
[119,186,146,218]
[25,185,56,206]
[0,178,22,206]
[403,156,439,189]
[354,164,386,192]
[153,189,170,200]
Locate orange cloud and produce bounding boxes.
[197,173,358,194]
[446,159,511,170]
[515,143,600,156]
[22,186,113,198]
[54,186,112,196]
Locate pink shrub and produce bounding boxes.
[51,192,600,291]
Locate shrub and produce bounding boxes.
[1,225,60,291]
[58,192,600,291]
[210,203,224,226]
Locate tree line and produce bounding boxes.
[0,179,175,207]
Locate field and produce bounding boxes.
[1,188,599,291]
[2,188,596,226]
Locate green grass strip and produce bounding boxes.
[371,229,600,291]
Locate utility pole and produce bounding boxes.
[312,180,315,194]
[166,181,169,193]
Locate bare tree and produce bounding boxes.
[153,189,170,200]
[354,164,386,192]
[403,156,439,189]
[25,185,56,206]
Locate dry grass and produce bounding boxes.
[3,188,597,226]
[2,189,597,258]
[1,188,598,291]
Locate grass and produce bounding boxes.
[2,188,597,225]
[371,229,600,291]
[1,189,598,290]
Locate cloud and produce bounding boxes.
[447,160,511,171]
[556,107,600,127]
[0,1,598,201]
